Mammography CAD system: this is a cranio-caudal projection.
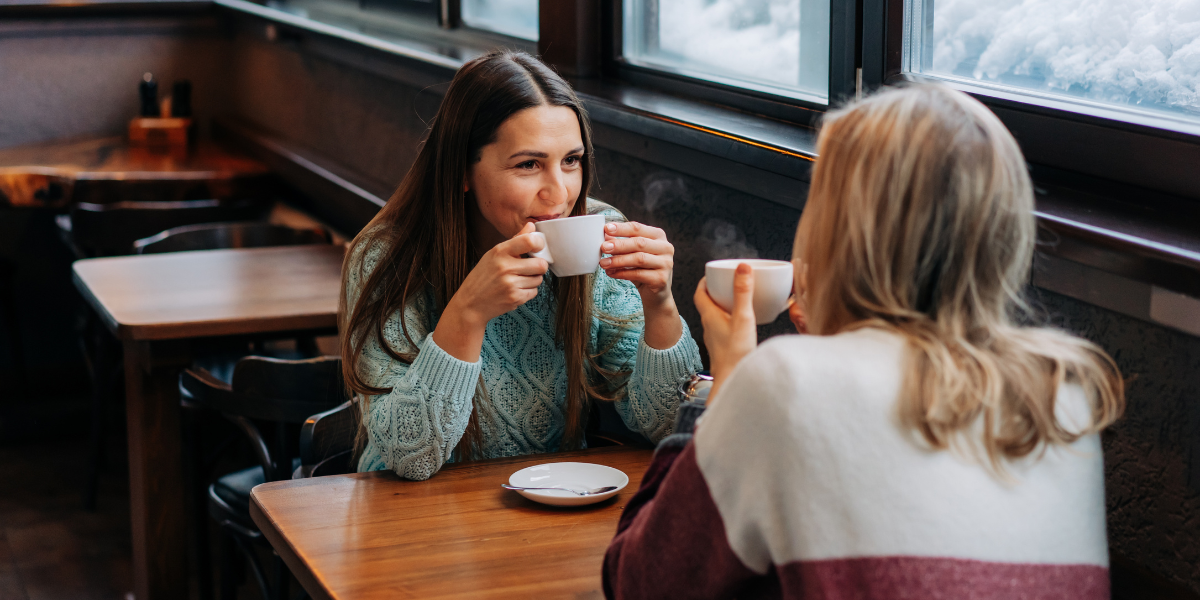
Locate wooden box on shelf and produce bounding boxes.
[128,117,193,147]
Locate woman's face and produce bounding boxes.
[467,105,585,244]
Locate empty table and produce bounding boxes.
[72,243,345,600]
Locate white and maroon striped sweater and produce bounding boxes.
[604,328,1110,599]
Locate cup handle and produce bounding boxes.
[528,232,553,264]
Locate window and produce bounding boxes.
[903,0,1200,124]
[461,0,538,40]
[622,0,831,105]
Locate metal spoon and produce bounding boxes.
[502,484,618,496]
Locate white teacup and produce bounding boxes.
[529,214,606,277]
[705,259,794,325]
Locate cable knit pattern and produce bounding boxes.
[348,205,702,480]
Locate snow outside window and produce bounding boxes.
[462,0,538,40]
[905,0,1200,123]
[623,0,831,104]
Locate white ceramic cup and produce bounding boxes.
[529,214,606,277]
[704,259,794,325]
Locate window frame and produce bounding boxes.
[454,0,539,41]
[602,0,859,128]
[860,0,1200,203]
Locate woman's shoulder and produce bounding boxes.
[747,328,906,385]
[705,328,908,430]
[347,225,392,273]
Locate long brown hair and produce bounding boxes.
[795,84,1124,472]
[340,50,618,461]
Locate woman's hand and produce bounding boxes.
[434,222,548,361]
[600,221,675,305]
[694,264,759,405]
[600,221,682,350]
[788,297,808,334]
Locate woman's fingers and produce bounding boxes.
[512,274,544,289]
[730,263,756,324]
[605,268,669,290]
[499,223,543,257]
[605,221,666,240]
[600,252,671,271]
[509,256,549,276]
[787,296,808,334]
[693,277,727,322]
[602,235,673,257]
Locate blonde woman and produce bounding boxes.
[603,84,1124,599]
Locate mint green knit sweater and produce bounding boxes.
[349,208,702,480]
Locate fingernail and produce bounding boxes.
[600,258,611,267]
[602,242,613,251]
[606,223,616,231]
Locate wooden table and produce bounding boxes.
[0,136,272,207]
[251,446,654,600]
[71,244,346,600]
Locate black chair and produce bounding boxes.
[295,400,358,479]
[58,198,270,258]
[135,221,331,255]
[181,355,344,600]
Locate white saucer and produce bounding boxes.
[507,462,629,506]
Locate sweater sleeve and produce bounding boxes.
[591,268,703,444]
[346,238,482,481]
[603,439,767,599]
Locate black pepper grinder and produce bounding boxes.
[171,80,192,118]
[139,72,160,117]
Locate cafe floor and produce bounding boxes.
[0,393,267,600]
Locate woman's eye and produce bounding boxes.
[564,155,581,166]
[517,160,538,170]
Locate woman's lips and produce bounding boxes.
[529,214,561,221]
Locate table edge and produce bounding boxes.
[251,493,336,600]
[70,244,345,341]
[71,267,129,339]
[255,446,655,495]
[126,316,339,341]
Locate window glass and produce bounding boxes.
[623,0,830,104]
[461,0,538,40]
[905,0,1200,122]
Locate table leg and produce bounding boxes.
[123,340,187,600]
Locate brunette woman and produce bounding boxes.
[604,84,1125,598]
[340,50,701,480]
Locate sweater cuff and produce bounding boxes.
[410,333,483,399]
[636,316,701,386]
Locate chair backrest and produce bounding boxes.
[297,401,358,478]
[180,355,345,482]
[230,356,346,424]
[134,221,331,254]
[68,199,270,257]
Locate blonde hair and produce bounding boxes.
[795,84,1124,471]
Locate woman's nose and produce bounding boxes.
[539,166,569,205]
